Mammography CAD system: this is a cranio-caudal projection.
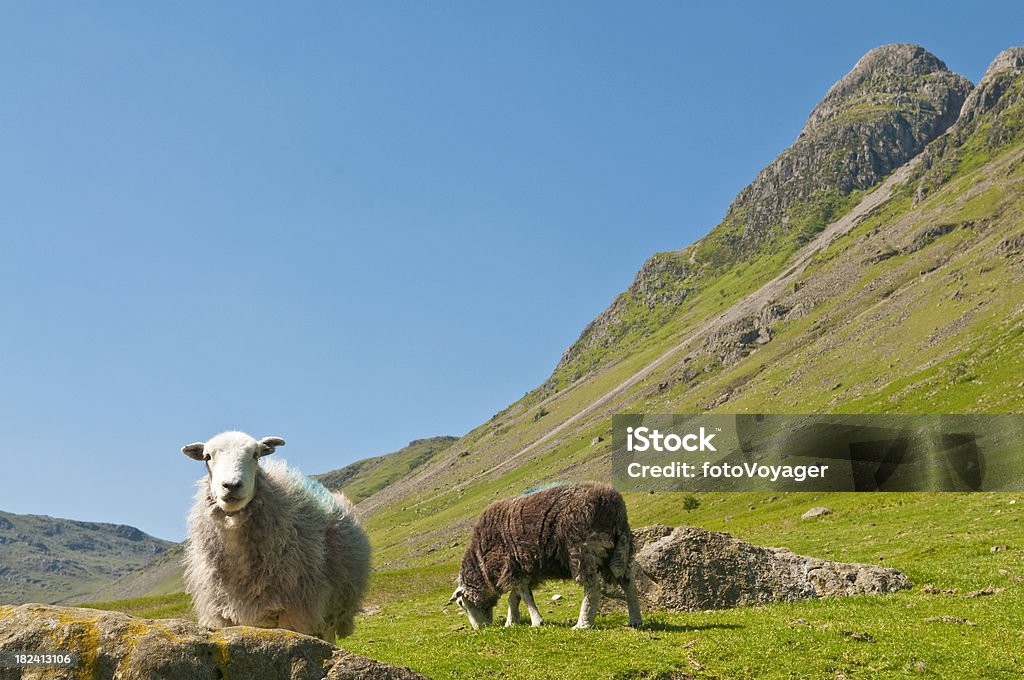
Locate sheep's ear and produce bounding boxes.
[182,442,206,461]
[258,437,285,456]
[447,586,464,605]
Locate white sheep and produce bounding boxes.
[182,431,371,641]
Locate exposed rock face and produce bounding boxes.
[552,252,691,382]
[801,44,967,135]
[981,47,1024,79]
[630,525,910,612]
[0,604,426,680]
[631,524,675,553]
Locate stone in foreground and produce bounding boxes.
[631,525,910,612]
[0,604,426,680]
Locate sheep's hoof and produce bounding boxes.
[572,622,593,630]
[627,620,643,629]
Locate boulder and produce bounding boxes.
[631,524,674,552]
[801,506,832,520]
[631,525,910,612]
[0,604,426,680]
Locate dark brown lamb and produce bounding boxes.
[449,482,643,629]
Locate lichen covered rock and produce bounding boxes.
[0,604,425,680]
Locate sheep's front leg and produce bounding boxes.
[277,611,314,637]
[573,581,600,629]
[199,611,234,629]
[505,588,522,626]
[277,611,295,631]
[623,576,643,628]
[519,585,544,626]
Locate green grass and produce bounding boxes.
[86,491,1024,678]
[85,592,192,619]
[353,589,1022,679]
[340,492,1024,679]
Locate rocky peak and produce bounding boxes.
[723,44,971,249]
[957,47,1024,127]
[552,44,974,385]
[801,44,963,136]
[981,47,1024,82]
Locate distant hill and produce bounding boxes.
[69,544,185,605]
[0,511,174,605]
[315,436,459,503]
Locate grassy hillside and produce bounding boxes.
[67,544,186,605]
[315,436,458,503]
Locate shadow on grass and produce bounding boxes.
[640,620,743,632]
[526,618,744,632]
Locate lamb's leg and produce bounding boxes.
[519,585,544,626]
[623,576,643,628]
[573,581,600,629]
[505,588,522,626]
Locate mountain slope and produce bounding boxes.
[552,44,972,388]
[346,45,1024,569]
[69,544,185,605]
[315,436,458,503]
[0,511,173,605]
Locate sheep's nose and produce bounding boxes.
[222,481,243,493]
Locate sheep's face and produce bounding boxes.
[448,585,495,630]
[182,431,285,514]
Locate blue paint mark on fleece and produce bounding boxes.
[264,459,346,515]
[521,481,575,495]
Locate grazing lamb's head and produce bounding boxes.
[182,431,285,513]
[448,581,496,630]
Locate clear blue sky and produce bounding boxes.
[2,2,1021,541]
